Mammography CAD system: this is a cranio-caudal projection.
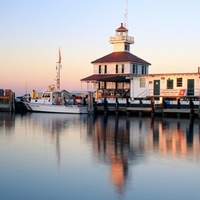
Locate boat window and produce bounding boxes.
[42,93,51,98]
[53,92,61,97]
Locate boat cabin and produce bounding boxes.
[30,86,70,105]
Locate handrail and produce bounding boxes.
[149,89,200,97]
[97,89,130,98]
[136,90,148,98]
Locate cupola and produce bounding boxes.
[109,23,134,52]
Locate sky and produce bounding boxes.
[0,0,200,96]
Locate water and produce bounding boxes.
[0,112,200,200]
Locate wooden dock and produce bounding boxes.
[95,101,200,118]
[0,89,15,112]
[1,90,199,118]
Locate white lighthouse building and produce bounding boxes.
[81,22,200,105]
[81,23,151,100]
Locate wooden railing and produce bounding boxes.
[97,89,130,98]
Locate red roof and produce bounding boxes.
[81,74,129,82]
[91,51,151,65]
[116,23,128,32]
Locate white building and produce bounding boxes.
[81,23,200,102]
[81,23,151,100]
[128,72,200,101]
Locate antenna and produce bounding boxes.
[124,0,128,28]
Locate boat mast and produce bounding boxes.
[56,48,62,90]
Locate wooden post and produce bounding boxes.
[177,99,180,109]
[151,99,155,113]
[190,98,194,118]
[104,98,108,115]
[115,98,119,115]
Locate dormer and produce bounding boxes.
[109,23,134,52]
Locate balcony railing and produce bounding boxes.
[148,89,200,97]
[109,35,134,43]
[97,89,130,98]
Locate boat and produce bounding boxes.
[23,88,90,114]
[23,49,93,114]
[23,87,94,114]
[24,102,88,114]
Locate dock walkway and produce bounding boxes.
[0,89,15,112]
[95,100,200,118]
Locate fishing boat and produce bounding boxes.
[23,49,93,114]
[24,102,88,114]
[23,88,90,114]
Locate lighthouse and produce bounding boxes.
[109,23,134,52]
[81,23,151,100]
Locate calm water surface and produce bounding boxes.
[0,112,200,200]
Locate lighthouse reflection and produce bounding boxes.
[87,115,200,194]
[90,116,130,194]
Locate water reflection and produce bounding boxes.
[1,113,200,199]
[0,112,15,132]
[25,113,88,169]
[91,116,130,194]
[151,117,199,158]
[86,116,200,195]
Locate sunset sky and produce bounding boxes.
[1,0,200,96]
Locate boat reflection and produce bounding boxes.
[24,113,88,169]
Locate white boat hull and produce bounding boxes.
[24,102,88,114]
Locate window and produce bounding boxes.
[101,65,104,74]
[117,64,124,74]
[104,65,107,74]
[142,66,145,74]
[99,65,101,74]
[125,44,129,51]
[142,66,147,74]
[116,65,118,73]
[167,79,173,89]
[122,64,124,73]
[99,65,107,74]
[132,64,137,74]
[177,78,182,87]
[100,82,105,89]
[140,78,145,88]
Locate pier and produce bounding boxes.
[0,89,15,112]
[95,98,200,118]
[1,88,199,119]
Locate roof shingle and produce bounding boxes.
[91,51,151,65]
